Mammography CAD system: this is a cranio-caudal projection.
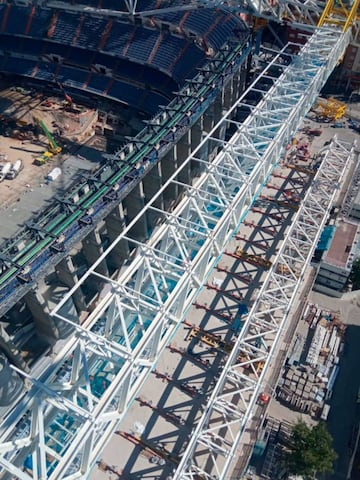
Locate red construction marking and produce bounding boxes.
[167,343,212,368]
[235,235,269,251]
[24,6,36,35]
[1,4,11,33]
[216,265,253,284]
[98,18,113,50]
[284,163,315,176]
[148,32,164,64]
[259,195,299,211]
[272,173,288,180]
[136,397,186,426]
[251,208,284,222]
[103,78,114,95]
[205,283,243,301]
[193,300,234,323]
[243,220,276,236]
[123,26,138,57]
[225,250,272,269]
[72,14,84,45]
[31,64,38,77]
[266,184,281,190]
[83,72,92,89]
[178,10,190,29]
[193,301,211,311]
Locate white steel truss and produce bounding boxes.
[39,0,325,27]
[0,26,352,480]
[174,136,356,479]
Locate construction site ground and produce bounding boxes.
[0,82,104,242]
[89,110,360,480]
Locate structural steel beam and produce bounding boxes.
[27,0,325,27]
[174,136,356,479]
[0,25,352,480]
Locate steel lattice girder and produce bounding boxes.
[0,27,351,480]
[38,0,325,26]
[174,136,356,480]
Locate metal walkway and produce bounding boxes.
[0,25,353,480]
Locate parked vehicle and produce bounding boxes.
[0,162,12,182]
[6,159,23,179]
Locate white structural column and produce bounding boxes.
[174,136,356,479]
[0,26,351,480]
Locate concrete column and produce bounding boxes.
[161,147,178,210]
[0,333,28,371]
[223,77,233,111]
[56,257,87,313]
[82,228,109,276]
[25,290,58,342]
[190,120,204,177]
[203,102,215,134]
[123,182,148,242]
[105,203,130,269]
[143,162,164,228]
[177,129,191,162]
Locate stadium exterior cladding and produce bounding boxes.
[0,7,252,371]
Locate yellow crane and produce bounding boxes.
[318,0,360,31]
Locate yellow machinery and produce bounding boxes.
[185,324,264,373]
[315,97,347,120]
[235,247,272,269]
[318,0,360,31]
[34,151,53,166]
[33,117,62,165]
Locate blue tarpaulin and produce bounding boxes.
[317,225,336,251]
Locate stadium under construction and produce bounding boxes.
[0,0,358,479]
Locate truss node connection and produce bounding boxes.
[19,0,326,26]
[0,26,352,480]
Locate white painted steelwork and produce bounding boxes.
[174,136,356,479]
[30,0,325,27]
[0,26,352,480]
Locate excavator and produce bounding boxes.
[33,118,62,165]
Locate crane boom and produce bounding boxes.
[38,119,62,155]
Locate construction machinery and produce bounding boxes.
[314,97,347,121]
[37,119,62,155]
[234,247,272,269]
[33,151,53,166]
[184,322,265,373]
[33,118,61,165]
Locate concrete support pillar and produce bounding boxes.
[105,203,130,269]
[190,120,204,177]
[177,129,191,161]
[223,77,233,111]
[143,162,164,228]
[25,290,58,342]
[174,130,191,189]
[162,147,178,210]
[124,182,148,242]
[56,257,86,313]
[0,333,28,371]
[82,228,109,276]
[203,102,215,134]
